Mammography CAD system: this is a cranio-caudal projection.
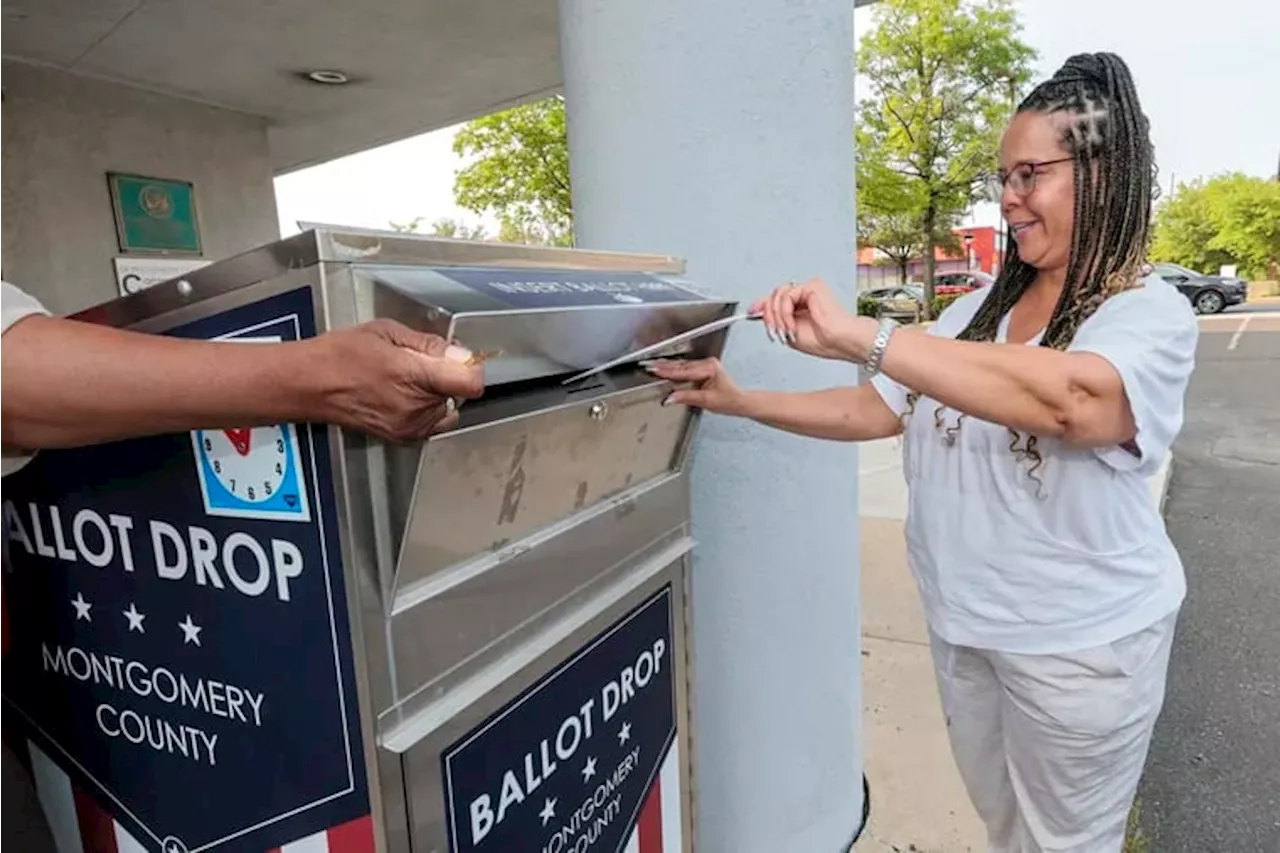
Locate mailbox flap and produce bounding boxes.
[362,265,734,388]
[393,378,692,597]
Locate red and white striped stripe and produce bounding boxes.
[26,741,375,853]
[28,741,149,853]
[621,739,683,853]
[264,816,375,853]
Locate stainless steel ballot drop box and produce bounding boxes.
[1,228,739,853]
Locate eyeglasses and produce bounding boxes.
[984,157,1074,199]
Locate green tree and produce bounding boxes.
[858,131,963,283]
[859,211,925,284]
[857,151,964,282]
[452,96,573,247]
[858,154,924,283]
[857,210,962,284]
[857,0,1036,316]
[1151,173,1280,281]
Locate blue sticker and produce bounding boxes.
[442,586,679,853]
[437,267,706,309]
[1,287,370,853]
[190,324,312,524]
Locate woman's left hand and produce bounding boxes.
[751,278,874,362]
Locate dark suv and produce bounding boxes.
[1153,262,1248,314]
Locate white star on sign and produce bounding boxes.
[70,593,92,622]
[581,756,598,781]
[178,615,202,646]
[123,603,146,633]
[618,721,632,745]
[539,797,557,826]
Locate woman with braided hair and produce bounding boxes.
[647,53,1197,852]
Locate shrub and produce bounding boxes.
[931,293,962,318]
[857,296,880,317]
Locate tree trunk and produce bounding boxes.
[922,203,937,320]
[898,258,909,285]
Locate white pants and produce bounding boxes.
[929,611,1178,853]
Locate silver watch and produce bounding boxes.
[864,317,898,376]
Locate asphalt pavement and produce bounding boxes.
[1136,309,1280,852]
[1222,301,1280,315]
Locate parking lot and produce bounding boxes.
[1136,307,1280,851]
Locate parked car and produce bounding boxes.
[1152,262,1247,315]
[934,271,996,295]
[862,285,925,318]
[865,284,924,305]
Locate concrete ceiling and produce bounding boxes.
[3,0,881,174]
[1,0,564,173]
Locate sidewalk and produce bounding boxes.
[856,438,1172,852]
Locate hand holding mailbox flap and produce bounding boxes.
[308,318,485,442]
[755,277,864,361]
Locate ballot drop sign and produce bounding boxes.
[442,586,684,853]
[1,287,371,853]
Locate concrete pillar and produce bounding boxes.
[558,2,863,850]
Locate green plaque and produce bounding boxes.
[108,172,202,254]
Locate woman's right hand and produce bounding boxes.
[644,358,749,416]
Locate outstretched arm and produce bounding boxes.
[760,278,1197,454]
[646,358,901,442]
[1,314,483,452]
[741,385,903,441]
[869,333,1133,446]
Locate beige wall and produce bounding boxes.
[2,61,280,316]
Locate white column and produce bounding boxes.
[558,2,863,850]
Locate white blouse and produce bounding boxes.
[871,275,1199,653]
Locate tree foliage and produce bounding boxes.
[1150,173,1280,280]
[856,0,1036,314]
[857,109,964,282]
[857,209,962,284]
[452,96,573,246]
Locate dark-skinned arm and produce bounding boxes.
[1,315,337,450]
[1,314,483,452]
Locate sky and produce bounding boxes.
[274,0,1279,237]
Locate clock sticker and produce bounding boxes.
[188,332,311,522]
[191,423,311,522]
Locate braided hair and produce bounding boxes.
[903,52,1158,492]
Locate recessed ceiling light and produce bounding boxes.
[305,70,350,85]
